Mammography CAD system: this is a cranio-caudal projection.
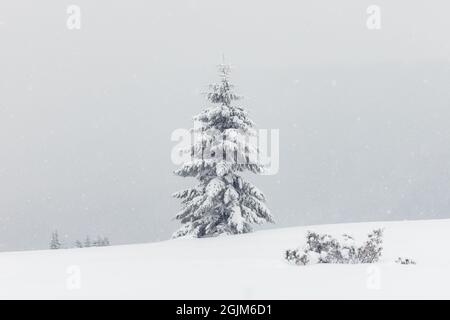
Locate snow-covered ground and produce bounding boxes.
[1,219,449,299]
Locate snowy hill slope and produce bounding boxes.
[1,219,450,299]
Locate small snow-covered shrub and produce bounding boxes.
[285,229,384,266]
[395,257,416,265]
[357,228,384,263]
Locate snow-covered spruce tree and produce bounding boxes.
[93,236,110,247]
[84,236,91,248]
[49,230,62,250]
[172,64,273,238]
[75,240,83,248]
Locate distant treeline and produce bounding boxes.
[50,230,110,249]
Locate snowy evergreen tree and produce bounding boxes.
[172,63,274,238]
[93,236,110,247]
[84,236,91,248]
[100,237,110,246]
[75,240,83,248]
[49,230,62,250]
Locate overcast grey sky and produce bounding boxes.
[1,1,450,251]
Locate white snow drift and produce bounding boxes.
[1,219,449,299]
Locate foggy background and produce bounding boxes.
[1,0,450,251]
